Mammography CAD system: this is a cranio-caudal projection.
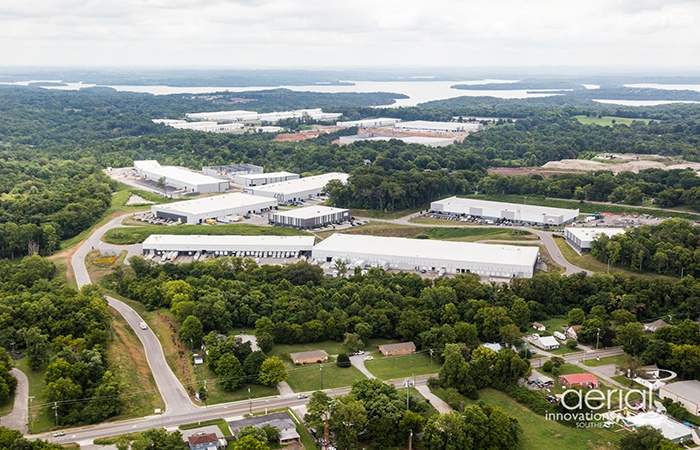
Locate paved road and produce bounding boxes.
[72,212,200,415]
[368,212,591,275]
[416,385,451,414]
[530,347,625,369]
[349,355,376,379]
[0,368,28,434]
[40,376,430,445]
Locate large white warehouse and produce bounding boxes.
[431,197,579,226]
[151,193,277,224]
[202,164,264,179]
[186,109,342,123]
[152,119,244,133]
[243,173,349,203]
[312,234,540,278]
[565,228,626,252]
[269,205,350,229]
[336,118,401,128]
[394,121,483,133]
[142,235,315,257]
[235,171,300,187]
[134,160,229,194]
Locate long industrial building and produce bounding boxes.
[142,235,315,258]
[564,228,626,252]
[202,164,264,179]
[151,193,276,224]
[235,171,300,187]
[336,118,402,128]
[243,173,349,203]
[134,160,229,194]
[152,119,244,133]
[269,206,350,229]
[431,197,579,226]
[394,121,483,133]
[186,109,342,123]
[312,234,540,278]
[339,134,458,147]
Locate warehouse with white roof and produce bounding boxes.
[142,235,315,258]
[151,193,276,224]
[312,234,539,278]
[431,197,579,226]
[394,121,483,133]
[134,160,229,194]
[336,118,401,128]
[186,109,341,123]
[235,171,300,187]
[565,228,627,252]
[269,206,350,229]
[244,173,349,203]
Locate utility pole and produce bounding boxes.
[203,380,207,408]
[320,365,323,390]
[53,402,58,427]
[324,412,329,450]
[429,349,434,374]
[404,379,411,410]
[596,328,601,351]
[248,387,252,415]
[28,396,34,431]
[408,429,413,450]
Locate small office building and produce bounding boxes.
[269,206,350,229]
[244,173,349,203]
[379,342,416,356]
[151,193,276,224]
[289,350,329,365]
[564,228,626,252]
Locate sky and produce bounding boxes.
[2,0,700,68]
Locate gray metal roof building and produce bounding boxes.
[234,171,300,187]
[142,235,315,256]
[431,197,579,226]
[312,234,539,278]
[269,205,350,229]
[134,160,229,194]
[565,227,626,252]
[202,164,263,179]
[243,173,349,203]
[660,381,700,416]
[151,193,276,224]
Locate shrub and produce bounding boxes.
[427,377,441,388]
[566,339,578,349]
[336,353,351,368]
[542,360,553,372]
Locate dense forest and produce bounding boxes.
[0,256,120,425]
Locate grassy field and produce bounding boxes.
[539,317,568,332]
[457,194,699,220]
[350,204,431,220]
[268,338,398,360]
[284,361,366,392]
[103,223,311,245]
[105,306,165,420]
[573,115,650,126]
[317,221,537,242]
[85,249,128,285]
[545,346,583,356]
[180,418,232,436]
[364,351,441,380]
[552,234,677,280]
[582,355,625,368]
[0,386,14,418]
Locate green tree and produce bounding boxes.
[243,350,267,376]
[256,332,274,354]
[614,322,648,355]
[619,425,670,450]
[179,316,203,349]
[330,394,367,450]
[567,308,585,326]
[217,353,245,391]
[157,176,167,195]
[438,344,476,397]
[233,436,269,450]
[238,426,268,443]
[19,327,50,369]
[343,333,364,353]
[258,357,288,386]
[304,390,332,431]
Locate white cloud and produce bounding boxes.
[1,0,699,67]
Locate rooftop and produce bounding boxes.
[566,228,627,240]
[625,412,694,443]
[538,336,559,347]
[289,350,329,360]
[142,165,224,186]
[236,171,298,179]
[228,412,297,436]
[380,342,416,352]
[250,173,348,194]
[152,193,275,215]
[480,343,503,352]
[435,196,578,218]
[661,380,700,405]
[560,373,599,384]
[314,234,540,267]
[187,433,218,446]
[142,235,315,248]
[273,205,348,219]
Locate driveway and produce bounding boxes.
[349,355,376,379]
[0,368,28,434]
[415,386,452,414]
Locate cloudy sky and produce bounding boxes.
[2,0,699,68]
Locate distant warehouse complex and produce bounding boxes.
[394,121,483,133]
[186,108,342,123]
[336,118,402,128]
[431,197,579,226]
[565,228,626,252]
[235,171,300,187]
[243,173,349,203]
[134,160,230,194]
[312,234,540,278]
[143,235,315,258]
[269,206,350,229]
[151,193,276,224]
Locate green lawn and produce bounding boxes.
[180,418,232,436]
[573,115,650,126]
[582,355,625,368]
[539,317,568,333]
[350,204,431,220]
[546,346,583,356]
[284,361,366,392]
[364,352,441,380]
[397,386,439,419]
[268,338,398,360]
[556,363,591,376]
[103,223,311,245]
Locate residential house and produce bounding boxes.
[534,336,560,351]
[531,322,546,332]
[229,411,301,446]
[479,343,503,352]
[565,325,582,340]
[289,350,328,365]
[643,319,669,333]
[379,342,416,356]
[187,433,220,450]
[559,373,599,389]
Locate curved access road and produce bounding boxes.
[0,368,28,434]
[374,213,591,275]
[72,213,201,415]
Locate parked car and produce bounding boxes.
[364,356,374,361]
[356,350,365,355]
[347,352,356,357]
